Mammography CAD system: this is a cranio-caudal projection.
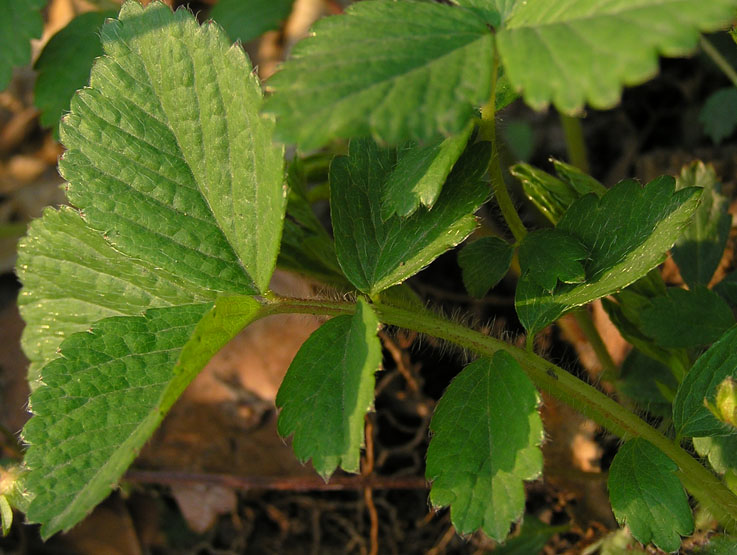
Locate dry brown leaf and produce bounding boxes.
[170,483,237,534]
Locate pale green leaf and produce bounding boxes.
[23,296,262,538]
[693,435,737,475]
[263,0,493,148]
[672,161,731,288]
[640,286,734,348]
[695,535,737,554]
[518,229,587,292]
[700,87,737,145]
[331,139,489,296]
[497,0,737,114]
[673,325,737,437]
[426,351,543,540]
[0,495,11,536]
[61,1,285,295]
[608,438,694,552]
[34,11,116,135]
[0,0,44,90]
[515,177,701,333]
[276,298,382,479]
[458,236,514,298]
[382,125,472,219]
[209,0,294,43]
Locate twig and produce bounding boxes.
[362,416,379,555]
[379,330,420,393]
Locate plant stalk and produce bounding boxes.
[559,113,590,174]
[263,296,737,531]
[701,36,737,89]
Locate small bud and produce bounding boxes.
[705,377,737,429]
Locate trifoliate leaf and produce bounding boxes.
[516,177,701,333]
[382,124,473,219]
[693,435,737,475]
[497,0,737,114]
[700,87,737,145]
[209,0,294,43]
[458,236,514,298]
[276,298,382,479]
[34,11,116,136]
[0,0,44,90]
[426,351,543,540]
[608,438,694,553]
[23,296,262,538]
[518,229,588,292]
[331,139,489,296]
[264,0,494,148]
[61,1,286,295]
[673,325,737,437]
[672,161,731,288]
[640,286,735,348]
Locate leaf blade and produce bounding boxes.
[0,0,44,90]
[209,0,294,43]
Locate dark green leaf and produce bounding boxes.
[264,0,493,148]
[276,299,382,479]
[331,139,489,296]
[0,0,44,90]
[209,0,294,43]
[426,351,543,540]
[608,438,693,552]
[715,270,737,307]
[458,237,514,298]
[700,88,737,145]
[640,286,734,348]
[672,161,731,288]
[673,325,737,437]
[501,120,534,162]
[617,350,678,417]
[518,229,587,292]
[493,516,567,555]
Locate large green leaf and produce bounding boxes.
[608,438,693,552]
[331,139,489,296]
[673,325,737,437]
[515,177,701,333]
[23,296,262,538]
[672,162,731,288]
[276,298,382,479]
[263,0,493,148]
[426,351,543,540]
[61,1,285,295]
[34,11,116,135]
[496,0,737,114]
[0,0,45,90]
[209,0,294,43]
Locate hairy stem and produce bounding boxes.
[701,36,737,89]
[263,296,737,531]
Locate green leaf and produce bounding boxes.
[607,438,694,552]
[693,435,737,475]
[640,286,734,348]
[34,11,116,135]
[0,0,44,90]
[497,0,737,114]
[715,270,737,307]
[458,236,514,298]
[700,87,737,145]
[331,139,489,296]
[426,351,543,540]
[263,0,493,148]
[382,124,472,219]
[673,325,737,437]
[516,177,701,333]
[0,495,11,536]
[61,1,286,295]
[493,516,568,555]
[23,296,262,538]
[518,229,587,292]
[672,161,731,288]
[276,298,382,479]
[209,0,294,43]
[695,535,737,554]
[617,350,678,417]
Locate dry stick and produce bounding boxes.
[378,330,420,392]
[362,416,379,555]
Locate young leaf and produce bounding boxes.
[673,325,737,437]
[516,177,701,333]
[693,434,737,475]
[426,351,543,540]
[331,139,489,296]
[263,0,494,148]
[276,298,382,479]
[34,11,116,135]
[497,0,737,114]
[518,229,587,292]
[209,0,294,43]
[458,237,514,298]
[382,125,473,219]
[23,296,262,538]
[640,286,735,349]
[0,0,44,90]
[700,87,737,145]
[672,162,731,288]
[608,438,694,553]
[61,1,286,295]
